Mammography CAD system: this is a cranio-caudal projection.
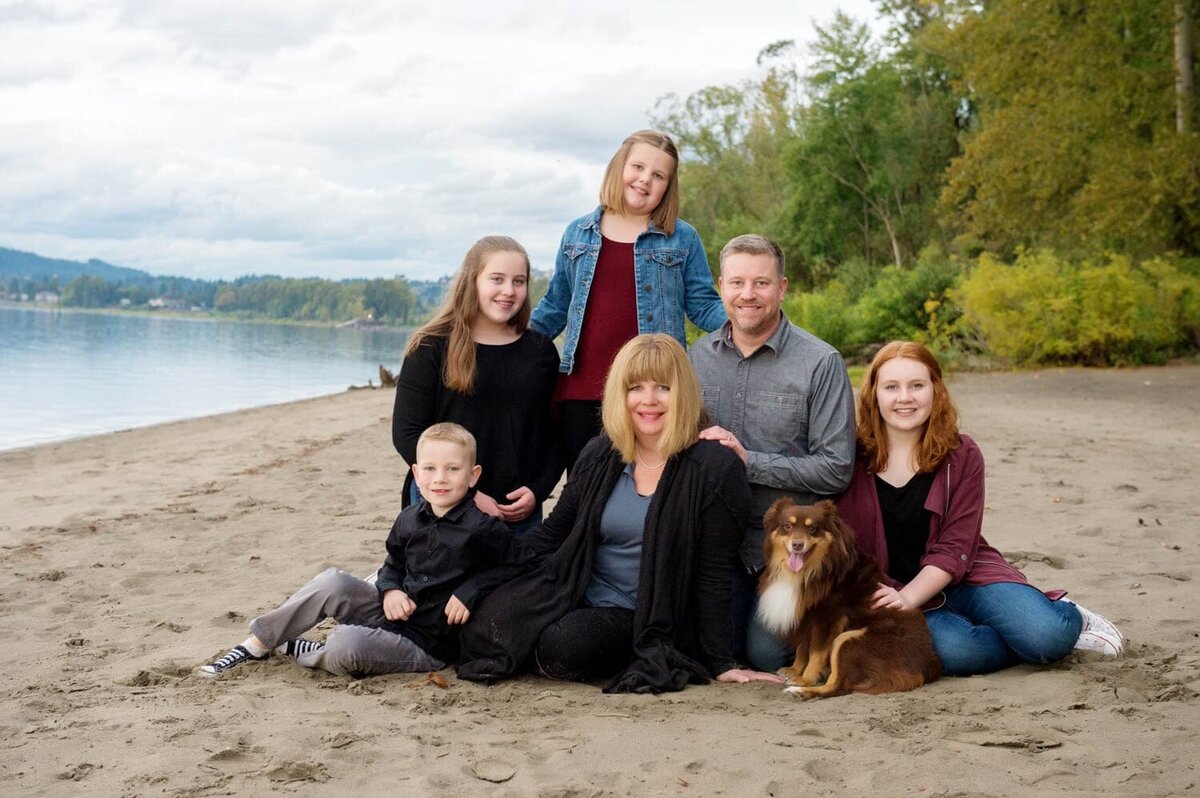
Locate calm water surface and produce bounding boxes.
[0,306,410,451]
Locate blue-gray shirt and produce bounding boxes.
[689,313,855,572]
[583,464,650,609]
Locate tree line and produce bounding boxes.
[36,272,434,326]
[657,0,1199,365]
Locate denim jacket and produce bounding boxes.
[530,206,726,373]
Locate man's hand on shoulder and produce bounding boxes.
[699,425,748,465]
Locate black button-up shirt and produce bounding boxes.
[375,492,523,662]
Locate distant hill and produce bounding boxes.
[0,244,456,325]
[0,247,152,283]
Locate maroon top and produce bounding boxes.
[557,236,638,402]
[837,434,1065,609]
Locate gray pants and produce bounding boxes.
[249,567,446,677]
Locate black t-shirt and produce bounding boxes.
[875,472,935,584]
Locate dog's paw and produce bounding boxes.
[778,666,805,685]
[783,685,819,700]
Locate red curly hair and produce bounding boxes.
[857,341,960,474]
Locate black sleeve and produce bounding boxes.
[512,437,605,563]
[392,340,442,464]
[453,517,530,609]
[528,336,565,503]
[375,514,409,596]
[692,453,751,675]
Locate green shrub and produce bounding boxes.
[856,249,963,344]
[785,279,856,352]
[785,247,966,361]
[956,250,1200,365]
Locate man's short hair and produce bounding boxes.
[719,234,785,279]
[416,422,477,465]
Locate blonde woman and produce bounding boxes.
[457,334,783,693]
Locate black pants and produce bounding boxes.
[729,563,759,664]
[535,606,634,682]
[558,399,603,475]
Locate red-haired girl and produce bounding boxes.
[837,341,1124,675]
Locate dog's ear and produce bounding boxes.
[763,498,791,532]
[816,499,837,515]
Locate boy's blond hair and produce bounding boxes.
[415,422,477,465]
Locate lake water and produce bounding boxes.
[0,306,410,451]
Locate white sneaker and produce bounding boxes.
[1065,600,1124,659]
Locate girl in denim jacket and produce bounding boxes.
[531,130,726,471]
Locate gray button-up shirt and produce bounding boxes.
[689,314,856,572]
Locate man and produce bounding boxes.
[689,234,856,670]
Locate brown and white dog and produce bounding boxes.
[756,499,941,698]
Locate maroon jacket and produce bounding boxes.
[836,435,1064,606]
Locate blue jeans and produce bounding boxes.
[746,609,792,671]
[926,582,1081,676]
[742,581,1083,676]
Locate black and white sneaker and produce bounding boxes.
[198,645,267,677]
[275,638,325,658]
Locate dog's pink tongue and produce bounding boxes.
[787,552,805,572]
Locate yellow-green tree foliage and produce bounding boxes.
[936,0,1200,257]
[957,251,1200,364]
[654,41,801,280]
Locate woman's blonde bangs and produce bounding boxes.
[601,334,701,463]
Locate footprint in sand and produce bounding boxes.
[1006,550,1066,569]
[261,760,330,784]
[33,569,67,581]
[57,763,100,781]
[154,620,191,633]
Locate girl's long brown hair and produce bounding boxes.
[403,236,531,394]
[857,341,960,474]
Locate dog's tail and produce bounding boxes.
[788,628,867,698]
[786,625,938,698]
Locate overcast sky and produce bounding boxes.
[1,0,882,282]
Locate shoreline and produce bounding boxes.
[0,299,421,331]
[0,384,388,455]
[2,365,1197,794]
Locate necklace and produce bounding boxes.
[636,451,667,471]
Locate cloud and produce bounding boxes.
[0,0,882,281]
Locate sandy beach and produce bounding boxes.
[2,366,1198,796]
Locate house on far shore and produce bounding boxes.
[34,291,60,304]
[148,297,188,310]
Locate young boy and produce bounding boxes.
[199,422,521,678]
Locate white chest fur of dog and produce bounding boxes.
[756,578,803,636]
